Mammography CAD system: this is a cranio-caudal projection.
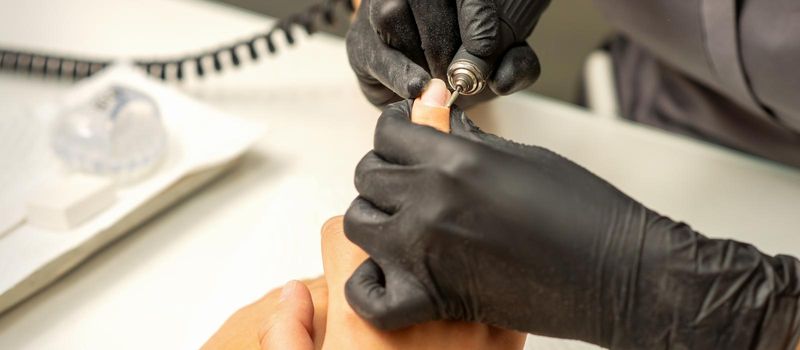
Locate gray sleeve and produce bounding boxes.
[739,0,800,131]
[591,0,766,118]
[597,0,800,167]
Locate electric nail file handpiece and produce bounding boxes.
[446,0,542,107]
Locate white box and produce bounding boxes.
[26,174,115,230]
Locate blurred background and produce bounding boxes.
[213,0,612,103]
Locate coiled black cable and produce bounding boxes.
[0,0,354,82]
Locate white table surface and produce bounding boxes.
[0,1,798,349]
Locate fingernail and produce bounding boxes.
[280,280,299,303]
[420,79,451,107]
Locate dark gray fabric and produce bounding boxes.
[701,0,762,114]
[609,37,800,168]
[740,0,800,131]
[594,0,800,168]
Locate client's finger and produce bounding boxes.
[259,281,315,350]
[412,78,451,132]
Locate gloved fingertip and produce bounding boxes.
[490,45,541,95]
[407,75,430,99]
[490,76,520,96]
[345,259,393,328]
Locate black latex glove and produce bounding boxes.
[343,100,800,349]
[346,0,547,107]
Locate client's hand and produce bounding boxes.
[201,278,328,350]
[217,216,525,349]
[319,216,526,350]
[260,280,319,350]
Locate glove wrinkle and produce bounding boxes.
[456,0,498,56]
[369,0,427,69]
[626,214,800,350]
[346,100,800,348]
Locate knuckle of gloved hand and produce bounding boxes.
[369,0,407,44]
[353,172,369,197]
[416,200,453,233]
[345,36,371,76]
[353,154,375,193]
[374,287,433,330]
[464,23,498,57]
[343,205,378,245]
[380,100,412,123]
[344,197,368,224]
[346,24,385,77]
[433,139,480,181]
[375,108,413,146]
[346,290,394,329]
[342,212,361,242]
[364,312,396,330]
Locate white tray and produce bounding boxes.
[0,65,264,313]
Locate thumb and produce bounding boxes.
[259,281,315,350]
[489,44,541,95]
[345,259,438,330]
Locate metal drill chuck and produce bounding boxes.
[447,59,486,96]
[445,0,546,103]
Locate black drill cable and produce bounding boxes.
[0,0,353,82]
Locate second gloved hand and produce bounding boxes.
[346,0,548,107]
[343,101,800,349]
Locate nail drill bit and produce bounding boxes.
[445,86,461,108]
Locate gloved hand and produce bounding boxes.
[346,0,548,107]
[343,101,800,349]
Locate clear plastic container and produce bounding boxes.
[51,85,167,180]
